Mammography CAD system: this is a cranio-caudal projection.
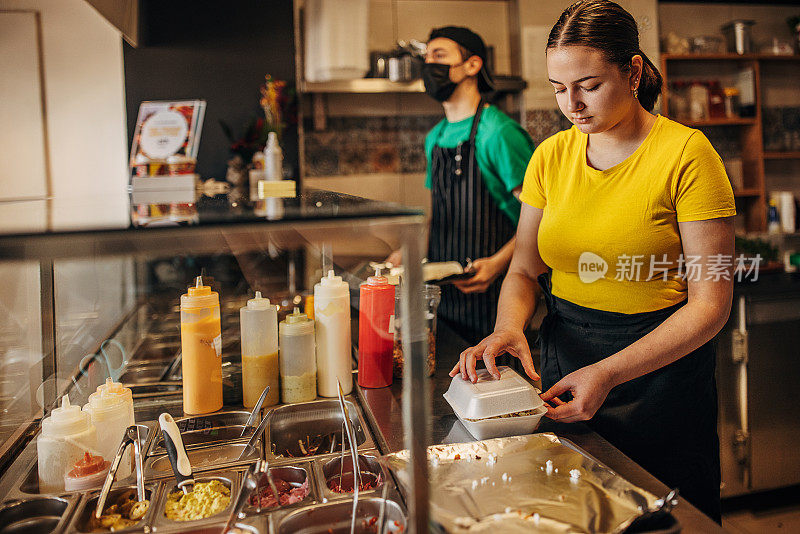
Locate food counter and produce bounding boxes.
[0,189,733,532]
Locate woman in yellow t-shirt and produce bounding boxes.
[451,0,735,522]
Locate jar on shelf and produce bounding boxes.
[392,284,441,378]
[669,81,689,119]
[708,81,726,118]
[723,87,740,118]
[688,82,710,120]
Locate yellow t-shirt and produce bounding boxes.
[520,115,736,313]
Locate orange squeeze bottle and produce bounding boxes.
[180,276,223,414]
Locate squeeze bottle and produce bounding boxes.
[264,131,283,181]
[37,396,97,493]
[83,378,134,478]
[240,291,280,408]
[358,267,395,388]
[180,276,223,414]
[279,307,317,403]
[314,270,353,396]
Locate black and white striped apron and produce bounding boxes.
[428,102,516,344]
[537,271,722,522]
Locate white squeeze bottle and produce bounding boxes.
[279,307,317,403]
[314,270,353,396]
[83,378,135,478]
[264,131,283,181]
[240,291,280,408]
[37,395,97,493]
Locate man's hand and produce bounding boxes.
[540,364,616,423]
[385,249,402,267]
[452,256,504,294]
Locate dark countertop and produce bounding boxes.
[358,321,725,534]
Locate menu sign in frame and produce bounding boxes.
[129,100,206,169]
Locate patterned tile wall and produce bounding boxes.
[303,107,800,177]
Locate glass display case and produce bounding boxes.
[0,188,430,532]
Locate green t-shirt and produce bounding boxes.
[424,105,534,225]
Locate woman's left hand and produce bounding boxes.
[540,364,616,423]
[453,256,503,294]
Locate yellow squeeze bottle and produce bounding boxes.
[180,276,223,414]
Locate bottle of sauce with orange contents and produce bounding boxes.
[180,276,223,414]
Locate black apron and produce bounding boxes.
[537,272,722,523]
[428,102,516,344]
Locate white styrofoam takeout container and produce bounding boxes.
[444,366,547,440]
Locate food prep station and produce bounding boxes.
[0,300,409,533]
[0,191,729,533]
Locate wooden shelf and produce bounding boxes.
[663,53,800,62]
[676,117,757,127]
[301,75,527,94]
[764,151,800,160]
[734,189,762,198]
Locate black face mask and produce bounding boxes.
[422,62,463,102]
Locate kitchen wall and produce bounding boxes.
[123,0,298,181]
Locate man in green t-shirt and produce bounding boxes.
[418,26,534,344]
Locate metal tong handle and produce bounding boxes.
[95,425,145,519]
[237,409,271,462]
[241,385,270,437]
[222,460,261,533]
[337,380,360,534]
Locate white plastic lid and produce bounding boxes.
[443,367,543,420]
[245,291,272,310]
[315,270,349,299]
[84,378,132,417]
[42,396,92,437]
[280,307,314,336]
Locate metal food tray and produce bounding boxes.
[386,432,662,533]
[264,399,375,465]
[0,396,406,533]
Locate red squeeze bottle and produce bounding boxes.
[358,268,395,388]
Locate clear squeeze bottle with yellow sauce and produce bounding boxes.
[240,291,280,408]
[180,276,223,414]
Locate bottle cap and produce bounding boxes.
[84,378,132,418]
[285,307,309,324]
[366,266,389,286]
[181,275,220,310]
[246,291,272,310]
[42,396,91,437]
[320,270,343,286]
[280,307,314,336]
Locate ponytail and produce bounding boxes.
[637,49,663,112]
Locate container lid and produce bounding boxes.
[314,270,349,299]
[42,396,92,437]
[365,267,389,286]
[280,307,314,335]
[181,276,220,309]
[245,291,272,310]
[84,378,132,416]
[443,366,543,420]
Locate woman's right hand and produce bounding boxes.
[449,329,539,383]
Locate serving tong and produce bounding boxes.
[337,380,361,534]
[94,425,146,519]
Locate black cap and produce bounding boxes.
[428,26,494,93]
